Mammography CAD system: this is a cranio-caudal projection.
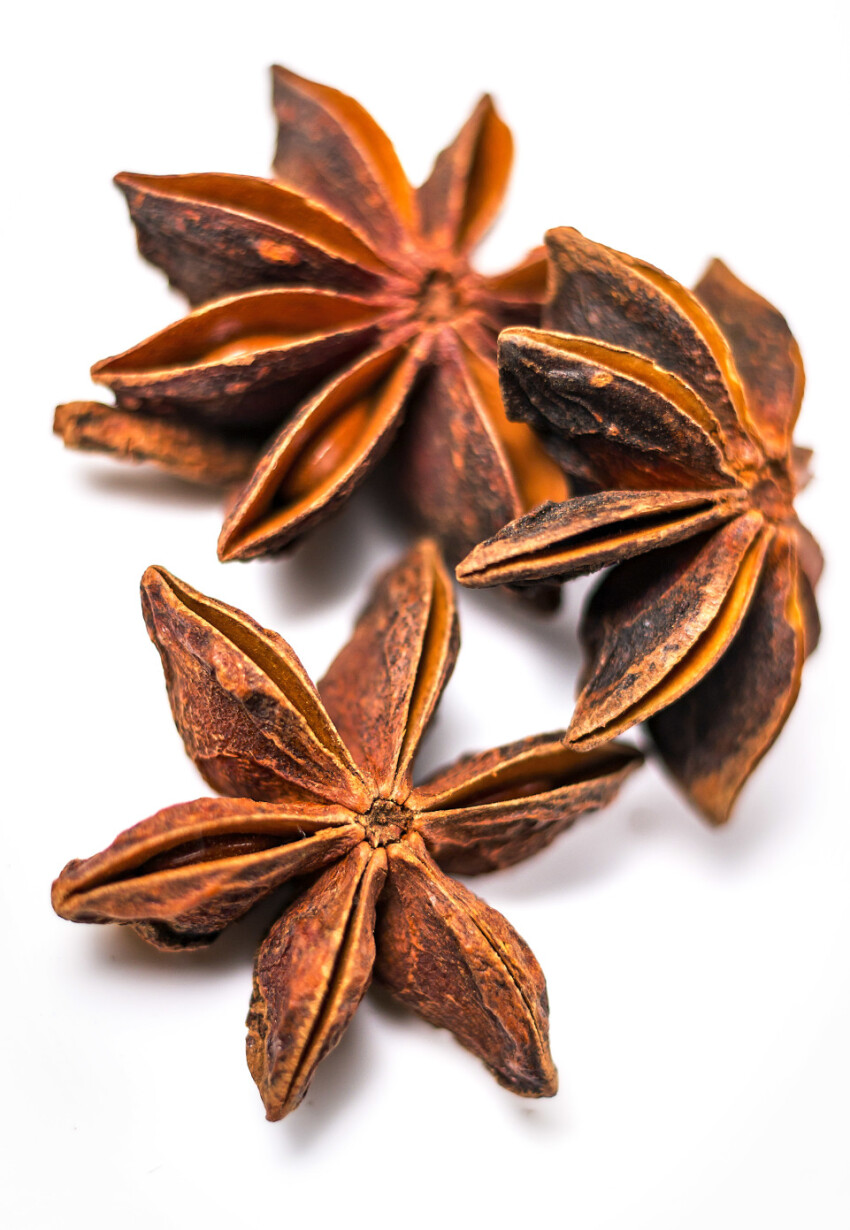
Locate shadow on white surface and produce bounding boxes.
[481,749,805,908]
[265,486,396,617]
[81,462,228,510]
[463,581,584,665]
[84,884,299,979]
[277,1007,376,1149]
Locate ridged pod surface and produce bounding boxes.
[54,67,568,608]
[458,230,821,822]
[53,543,642,1121]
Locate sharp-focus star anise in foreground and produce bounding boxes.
[54,67,567,578]
[52,542,641,1121]
[458,229,822,824]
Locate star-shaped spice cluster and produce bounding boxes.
[458,229,821,822]
[55,67,567,577]
[52,542,640,1120]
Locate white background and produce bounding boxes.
[2,2,848,1226]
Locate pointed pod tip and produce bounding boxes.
[502,1056,558,1100]
[540,1067,559,1098]
[544,224,585,251]
[216,530,240,563]
[217,524,275,564]
[705,255,730,277]
[114,170,182,199]
[454,547,483,586]
[497,324,533,349]
[113,170,150,198]
[497,325,560,370]
[140,563,170,590]
[563,715,609,754]
[271,63,318,101]
[471,91,497,117]
[261,1091,295,1123]
[495,328,531,377]
[139,565,189,614]
[693,789,737,828]
[217,490,257,562]
[50,867,73,917]
[271,62,295,83]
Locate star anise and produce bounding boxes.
[52,542,640,1120]
[53,67,567,578]
[457,229,822,823]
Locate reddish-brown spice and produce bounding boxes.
[457,229,821,823]
[54,67,568,593]
[52,542,641,1121]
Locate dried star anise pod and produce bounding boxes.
[52,541,641,1120]
[457,229,822,823]
[53,67,568,584]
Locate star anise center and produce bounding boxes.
[415,267,467,325]
[363,797,411,848]
[751,462,795,522]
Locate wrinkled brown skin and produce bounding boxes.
[457,228,821,823]
[375,835,556,1096]
[52,541,642,1122]
[54,401,258,486]
[53,66,568,601]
